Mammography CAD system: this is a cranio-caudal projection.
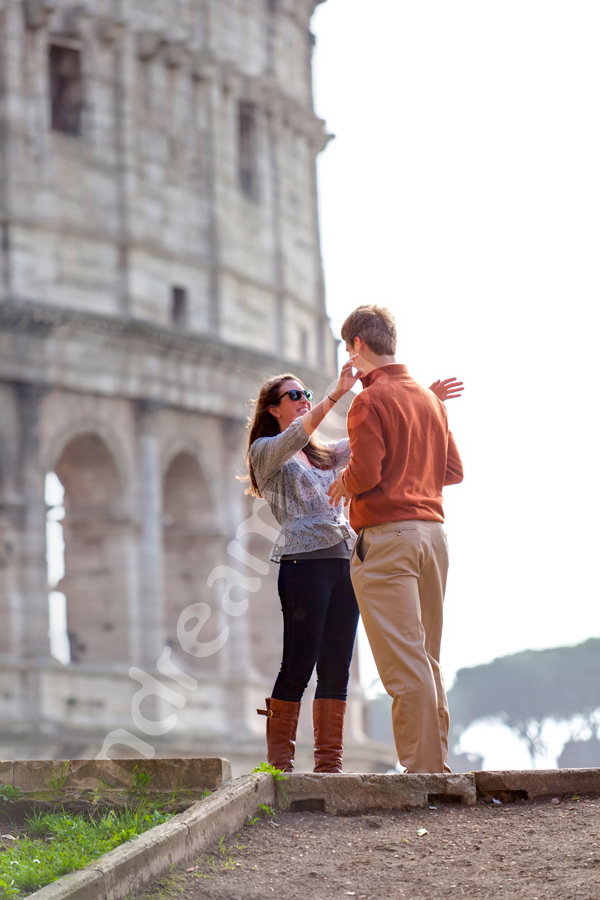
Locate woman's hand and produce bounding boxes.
[331,356,365,401]
[328,473,352,507]
[429,377,464,402]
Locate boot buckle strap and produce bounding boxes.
[257,708,274,717]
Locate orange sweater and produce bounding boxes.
[341,365,463,532]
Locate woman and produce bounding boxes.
[245,360,461,773]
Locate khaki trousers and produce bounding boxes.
[350,520,450,774]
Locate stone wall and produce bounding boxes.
[0,0,335,371]
[0,304,341,744]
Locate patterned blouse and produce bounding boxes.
[250,417,357,563]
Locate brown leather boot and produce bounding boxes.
[313,698,346,773]
[257,697,301,773]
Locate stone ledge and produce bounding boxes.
[0,298,328,378]
[0,299,335,409]
[277,773,478,814]
[27,772,275,900]
[474,768,600,800]
[276,769,600,815]
[0,757,231,793]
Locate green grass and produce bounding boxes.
[0,803,172,897]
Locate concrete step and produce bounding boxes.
[278,767,600,814]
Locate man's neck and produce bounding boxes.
[360,353,397,376]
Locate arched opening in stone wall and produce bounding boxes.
[162,452,224,673]
[53,434,129,664]
[45,472,69,664]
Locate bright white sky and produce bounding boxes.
[312,0,600,693]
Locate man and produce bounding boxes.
[328,305,463,773]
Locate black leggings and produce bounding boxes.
[271,558,360,703]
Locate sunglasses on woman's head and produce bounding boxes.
[278,389,313,402]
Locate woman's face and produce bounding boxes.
[268,379,312,431]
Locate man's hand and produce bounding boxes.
[429,377,464,402]
[328,474,352,507]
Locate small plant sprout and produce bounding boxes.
[251,762,288,782]
[0,784,24,803]
[258,803,275,817]
[45,761,71,792]
[131,767,153,792]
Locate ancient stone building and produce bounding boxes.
[0,0,391,772]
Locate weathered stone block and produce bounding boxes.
[0,761,14,786]
[475,768,600,800]
[10,757,231,793]
[279,773,477,814]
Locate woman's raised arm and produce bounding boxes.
[300,356,364,436]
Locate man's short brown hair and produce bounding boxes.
[341,305,397,356]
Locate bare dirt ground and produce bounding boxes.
[129,796,600,900]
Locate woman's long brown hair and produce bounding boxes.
[244,373,336,498]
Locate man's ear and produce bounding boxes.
[353,336,365,354]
